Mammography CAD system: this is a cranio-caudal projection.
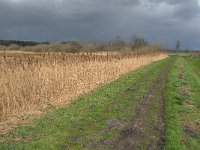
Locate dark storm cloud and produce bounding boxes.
[0,0,200,49]
[150,0,200,19]
[0,0,140,40]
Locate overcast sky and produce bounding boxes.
[0,0,200,49]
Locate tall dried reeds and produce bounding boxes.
[0,51,167,128]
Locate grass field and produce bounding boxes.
[0,55,200,149]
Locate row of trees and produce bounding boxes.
[111,35,148,51]
[0,38,183,52]
[0,40,47,47]
[0,36,150,53]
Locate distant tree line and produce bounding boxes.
[0,36,162,54]
[0,40,50,47]
[83,35,149,52]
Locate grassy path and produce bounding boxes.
[113,60,171,149]
[164,56,200,150]
[0,55,200,150]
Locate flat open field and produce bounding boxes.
[0,54,200,149]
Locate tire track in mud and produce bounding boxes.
[82,59,170,150]
[113,63,171,150]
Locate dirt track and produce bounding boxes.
[113,65,170,150]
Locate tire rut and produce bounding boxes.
[113,64,170,150]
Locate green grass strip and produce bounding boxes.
[164,56,184,150]
[164,56,200,150]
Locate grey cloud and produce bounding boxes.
[173,2,200,19]
[149,0,196,5]
[0,0,200,49]
[149,0,200,19]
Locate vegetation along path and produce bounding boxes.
[0,55,200,150]
[113,57,171,150]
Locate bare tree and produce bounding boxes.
[113,35,126,50]
[176,40,180,50]
[130,35,148,50]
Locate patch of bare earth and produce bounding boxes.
[112,65,170,150]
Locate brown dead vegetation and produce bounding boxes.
[0,51,167,132]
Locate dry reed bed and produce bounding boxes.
[0,52,167,129]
